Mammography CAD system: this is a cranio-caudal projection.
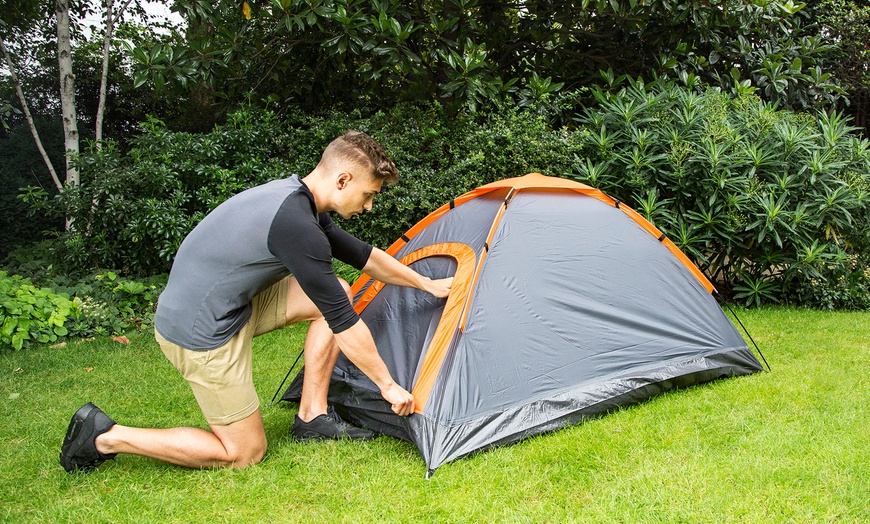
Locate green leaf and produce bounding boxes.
[791,58,802,72]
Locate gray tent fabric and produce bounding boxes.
[283,174,763,475]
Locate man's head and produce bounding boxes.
[318,131,398,185]
[309,131,397,219]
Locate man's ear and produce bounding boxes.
[337,171,352,189]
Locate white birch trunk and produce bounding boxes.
[56,0,79,188]
[94,0,114,147]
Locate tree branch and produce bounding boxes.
[0,35,64,192]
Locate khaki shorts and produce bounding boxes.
[156,277,289,426]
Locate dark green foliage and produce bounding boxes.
[47,270,166,341]
[16,103,584,275]
[334,103,585,248]
[568,79,870,308]
[0,117,65,259]
[12,87,870,311]
[130,0,845,117]
[19,109,296,275]
[806,0,870,133]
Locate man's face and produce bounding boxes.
[335,171,383,219]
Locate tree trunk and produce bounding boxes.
[56,0,79,187]
[0,35,63,192]
[95,0,134,148]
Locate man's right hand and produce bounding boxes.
[380,382,414,416]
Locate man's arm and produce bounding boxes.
[362,247,453,298]
[332,318,414,415]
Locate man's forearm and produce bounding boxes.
[332,318,396,391]
[333,318,415,416]
[362,247,429,290]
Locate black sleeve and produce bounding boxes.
[267,193,360,333]
[319,213,373,270]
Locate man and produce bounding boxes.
[59,131,452,472]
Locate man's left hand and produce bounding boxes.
[426,277,453,298]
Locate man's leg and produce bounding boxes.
[72,321,269,471]
[62,276,299,472]
[93,409,266,469]
[283,276,352,422]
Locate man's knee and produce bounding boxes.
[286,276,354,325]
[225,442,267,469]
[211,410,268,469]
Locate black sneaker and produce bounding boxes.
[59,402,117,473]
[291,406,375,441]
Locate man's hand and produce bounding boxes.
[380,382,415,416]
[425,276,453,299]
[362,248,454,299]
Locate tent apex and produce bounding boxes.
[477,172,597,191]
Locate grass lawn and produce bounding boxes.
[1,307,869,523]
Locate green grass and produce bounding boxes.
[2,308,869,523]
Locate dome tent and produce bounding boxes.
[283,173,763,476]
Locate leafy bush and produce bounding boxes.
[330,103,586,248]
[568,79,870,308]
[0,259,166,351]
[0,271,76,350]
[15,89,870,310]
[18,103,586,274]
[20,109,296,275]
[49,271,166,339]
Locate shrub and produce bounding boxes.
[49,271,166,339]
[331,103,586,248]
[15,90,870,309]
[19,109,296,276]
[568,79,870,308]
[0,259,166,351]
[0,271,77,350]
[18,102,586,275]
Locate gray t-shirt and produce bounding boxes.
[154,175,372,350]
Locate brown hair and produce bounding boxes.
[320,130,398,184]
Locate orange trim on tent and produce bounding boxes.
[484,174,714,292]
[351,192,488,297]
[409,243,477,412]
[381,192,484,258]
[662,238,714,293]
[364,171,714,321]
[348,242,477,413]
